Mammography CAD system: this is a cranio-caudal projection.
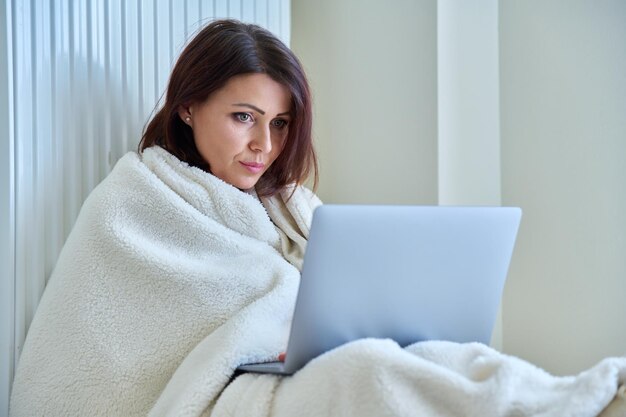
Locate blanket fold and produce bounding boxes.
[214,340,626,417]
[10,146,626,417]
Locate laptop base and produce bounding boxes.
[236,361,292,375]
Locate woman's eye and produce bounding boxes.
[272,119,288,128]
[234,113,252,122]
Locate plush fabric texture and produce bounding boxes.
[10,146,318,416]
[10,146,626,417]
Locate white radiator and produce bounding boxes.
[0,0,290,411]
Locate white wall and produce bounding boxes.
[438,0,500,207]
[293,0,626,375]
[500,0,626,375]
[291,0,438,205]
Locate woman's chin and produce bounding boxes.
[229,176,261,191]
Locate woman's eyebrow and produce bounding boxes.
[232,103,265,115]
[232,103,290,117]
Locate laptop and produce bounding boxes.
[237,205,522,375]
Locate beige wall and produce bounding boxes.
[500,0,626,375]
[292,0,626,375]
[291,0,438,205]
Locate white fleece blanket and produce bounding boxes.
[10,146,626,417]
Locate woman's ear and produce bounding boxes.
[178,105,193,126]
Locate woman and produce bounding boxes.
[11,19,626,417]
[11,19,321,416]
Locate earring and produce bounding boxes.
[185,117,191,123]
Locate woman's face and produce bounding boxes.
[181,73,292,190]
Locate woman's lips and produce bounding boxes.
[240,161,265,174]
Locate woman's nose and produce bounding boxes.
[250,125,272,153]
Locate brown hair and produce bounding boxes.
[139,19,317,197]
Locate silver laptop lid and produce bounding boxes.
[282,205,522,374]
